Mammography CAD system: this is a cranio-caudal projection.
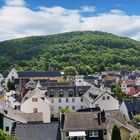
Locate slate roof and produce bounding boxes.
[84,75,99,80]
[62,110,125,132]
[124,99,140,119]
[15,122,61,140]
[63,112,107,131]
[18,71,62,78]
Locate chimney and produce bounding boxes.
[101,110,106,123]
[97,112,101,125]
[60,113,65,129]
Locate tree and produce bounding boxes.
[99,64,105,72]
[111,83,130,102]
[64,66,78,76]
[0,129,18,140]
[111,125,121,140]
[57,107,71,119]
[131,114,140,124]
[7,80,15,91]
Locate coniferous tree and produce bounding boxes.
[111,125,121,140]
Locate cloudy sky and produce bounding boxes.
[0,0,140,41]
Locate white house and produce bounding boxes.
[4,90,20,109]
[48,96,85,117]
[5,68,18,84]
[121,81,129,94]
[20,87,51,122]
[83,85,119,110]
[75,75,92,87]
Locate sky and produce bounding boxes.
[0,0,140,41]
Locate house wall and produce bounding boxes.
[48,97,85,117]
[120,127,130,140]
[3,117,14,135]
[120,102,130,121]
[121,81,128,94]
[107,127,130,140]
[83,96,92,107]
[92,92,119,110]
[21,94,51,122]
[5,68,18,84]
[27,76,64,82]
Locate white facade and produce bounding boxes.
[92,92,119,110]
[48,96,85,117]
[121,81,129,94]
[20,88,51,122]
[5,90,20,109]
[5,68,18,84]
[120,101,130,121]
[83,86,119,111]
[135,78,140,86]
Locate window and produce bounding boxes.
[102,96,105,100]
[25,97,28,100]
[33,108,38,113]
[11,76,14,81]
[104,129,107,135]
[41,97,45,100]
[66,98,69,103]
[51,98,54,103]
[81,106,83,109]
[32,98,38,102]
[72,106,75,110]
[89,130,98,137]
[50,91,54,97]
[6,126,9,131]
[59,98,61,103]
[69,90,73,97]
[59,89,64,97]
[81,97,83,102]
[72,98,75,102]
[59,106,61,109]
[107,96,110,100]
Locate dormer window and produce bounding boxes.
[59,89,64,97]
[69,89,73,97]
[79,89,83,96]
[50,90,54,97]
[45,91,48,96]
[89,92,92,98]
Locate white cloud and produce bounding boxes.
[81,5,96,12]
[4,0,25,6]
[0,1,140,41]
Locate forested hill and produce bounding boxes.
[0,31,140,75]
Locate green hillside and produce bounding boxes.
[0,31,140,75]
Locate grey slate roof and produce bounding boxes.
[15,122,61,140]
[62,110,125,132]
[124,99,140,119]
[18,71,62,78]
